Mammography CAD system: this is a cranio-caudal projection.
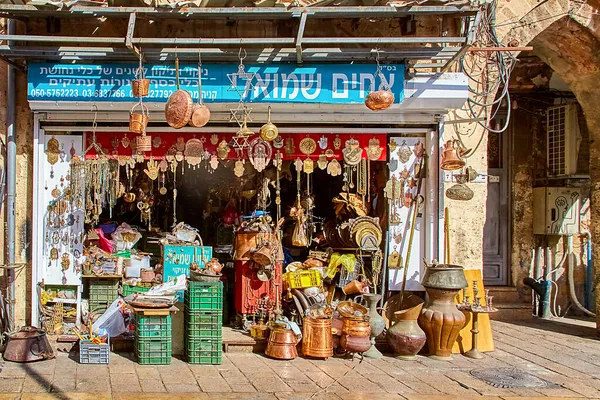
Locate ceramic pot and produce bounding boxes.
[387,294,426,360]
[418,264,467,360]
[356,293,386,359]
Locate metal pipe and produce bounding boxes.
[567,236,595,317]
[585,234,594,311]
[5,18,16,331]
[534,246,542,280]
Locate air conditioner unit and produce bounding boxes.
[546,104,581,176]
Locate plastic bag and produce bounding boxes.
[326,253,357,279]
[92,298,128,338]
[112,223,142,251]
[146,274,188,296]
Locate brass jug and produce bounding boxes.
[440,140,465,171]
[302,317,333,359]
[265,326,299,360]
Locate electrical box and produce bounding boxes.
[533,187,580,235]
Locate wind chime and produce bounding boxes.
[131,51,151,152]
[70,106,119,225]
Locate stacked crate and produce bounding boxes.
[122,284,151,297]
[88,278,120,312]
[184,281,223,364]
[134,313,172,365]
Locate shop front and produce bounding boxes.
[28,58,468,359]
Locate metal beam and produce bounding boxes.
[303,37,465,44]
[0,34,124,44]
[0,5,479,20]
[441,9,482,73]
[295,11,308,64]
[125,12,141,58]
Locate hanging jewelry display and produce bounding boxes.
[413,140,425,158]
[334,135,341,150]
[210,134,219,146]
[284,137,295,156]
[366,137,384,161]
[327,158,342,177]
[384,175,402,225]
[70,106,119,224]
[274,152,282,221]
[293,157,303,174]
[184,138,205,169]
[388,245,402,269]
[249,137,272,173]
[171,158,178,225]
[291,158,308,247]
[46,136,60,178]
[397,140,412,164]
[357,158,368,206]
[342,138,362,166]
[234,160,245,177]
[388,139,397,153]
[217,140,231,160]
[144,158,159,180]
[121,135,130,148]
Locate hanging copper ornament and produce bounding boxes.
[366,137,384,161]
[217,140,231,160]
[184,138,205,169]
[260,106,279,142]
[342,138,362,166]
[397,140,412,164]
[299,137,317,156]
[46,137,60,165]
[365,90,394,111]
[249,137,272,172]
[440,140,465,171]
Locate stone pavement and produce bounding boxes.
[1,318,599,400]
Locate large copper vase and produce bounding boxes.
[302,317,333,359]
[418,264,467,360]
[387,295,426,360]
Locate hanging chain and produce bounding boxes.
[373,47,390,91]
[198,48,204,106]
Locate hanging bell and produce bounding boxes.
[260,106,279,142]
[440,140,465,171]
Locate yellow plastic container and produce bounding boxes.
[284,270,322,289]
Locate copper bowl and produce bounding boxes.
[189,104,211,128]
[337,301,369,320]
[365,90,394,111]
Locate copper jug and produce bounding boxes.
[302,317,333,359]
[265,326,299,360]
[342,279,369,295]
[440,140,465,171]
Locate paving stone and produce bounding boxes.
[0,377,24,393]
[189,365,222,378]
[159,369,196,384]
[21,394,112,400]
[139,379,167,393]
[338,393,406,400]
[251,375,292,393]
[22,375,52,393]
[304,371,335,388]
[336,375,386,393]
[229,383,257,392]
[206,393,277,400]
[113,394,209,400]
[275,392,342,400]
[50,378,77,393]
[366,373,415,394]
[196,374,232,392]
[165,383,201,393]
[135,365,161,380]
[285,382,320,392]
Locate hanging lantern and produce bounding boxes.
[440,140,465,171]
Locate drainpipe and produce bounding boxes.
[585,235,594,311]
[5,19,16,329]
[567,236,595,317]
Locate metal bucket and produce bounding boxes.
[3,326,55,363]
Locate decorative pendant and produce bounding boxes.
[61,253,70,271]
[135,153,145,163]
[46,136,60,165]
[70,141,77,158]
[413,140,425,158]
[273,151,283,169]
[159,158,168,172]
[176,137,186,152]
[366,137,384,161]
[144,158,159,180]
[388,246,402,269]
[388,139,397,153]
[217,140,231,160]
[184,138,205,169]
[175,151,184,162]
[294,157,303,173]
[234,160,245,177]
[327,158,342,176]
[325,149,334,158]
[317,154,328,170]
[111,137,119,150]
[51,187,61,199]
[153,136,162,148]
[285,137,295,156]
[273,135,284,149]
[318,136,328,150]
[249,138,272,173]
[299,137,317,156]
[210,154,219,171]
[397,140,412,164]
[210,134,219,145]
[303,158,314,174]
[50,247,59,261]
[387,158,398,171]
[342,138,362,166]
[122,135,130,148]
[400,167,410,180]
[333,135,341,150]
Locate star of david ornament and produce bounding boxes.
[227,61,256,100]
[229,102,253,127]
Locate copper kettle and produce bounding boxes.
[265,325,300,360]
[440,140,465,171]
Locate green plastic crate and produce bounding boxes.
[134,314,172,338]
[89,278,119,305]
[135,337,172,365]
[122,284,151,297]
[185,337,222,365]
[185,281,223,311]
[184,310,222,338]
[89,301,110,313]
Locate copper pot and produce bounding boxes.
[342,279,368,295]
[3,327,55,362]
[129,104,149,134]
[235,232,283,261]
[340,334,371,353]
[251,243,276,267]
[132,78,150,97]
[331,317,344,336]
[302,317,333,359]
[342,319,371,337]
[365,90,394,111]
[440,140,465,171]
[165,57,193,129]
[265,327,299,360]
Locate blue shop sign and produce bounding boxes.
[27,63,404,104]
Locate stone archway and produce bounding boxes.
[494,1,600,329]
